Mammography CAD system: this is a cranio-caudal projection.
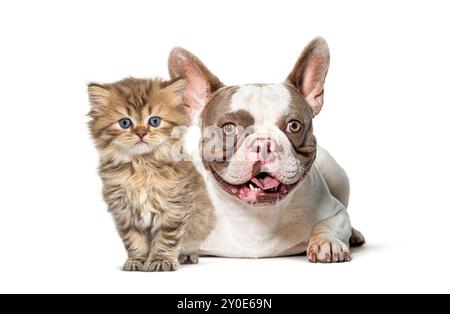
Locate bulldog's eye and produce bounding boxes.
[118,118,133,129]
[223,123,237,136]
[148,117,162,127]
[286,120,302,133]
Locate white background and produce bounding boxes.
[0,0,449,294]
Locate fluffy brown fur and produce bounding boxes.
[88,77,214,272]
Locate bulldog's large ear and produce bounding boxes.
[168,47,223,122]
[286,37,330,116]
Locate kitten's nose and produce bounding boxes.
[134,126,148,139]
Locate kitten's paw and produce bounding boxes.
[307,238,351,263]
[123,258,145,271]
[143,258,178,272]
[179,254,199,265]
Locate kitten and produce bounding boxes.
[88,77,214,272]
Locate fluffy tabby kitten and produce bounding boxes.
[88,77,214,272]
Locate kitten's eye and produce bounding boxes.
[118,118,133,129]
[286,120,302,133]
[148,117,162,127]
[223,123,237,136]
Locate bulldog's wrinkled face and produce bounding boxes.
[169,37,330,206]
[200,83,316,206]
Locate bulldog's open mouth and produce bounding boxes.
[210,168,303,206]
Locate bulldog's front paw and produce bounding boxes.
[307,238,351,263]
[123,258,145,271]
[179,254,199,265]
[143,258,178,272]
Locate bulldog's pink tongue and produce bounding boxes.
[251,176,281,190]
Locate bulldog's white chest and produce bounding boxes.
[200,217,309,258]
[198,165,338,258]
[199,190,311,258]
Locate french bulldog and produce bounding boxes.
[168,37,365,263]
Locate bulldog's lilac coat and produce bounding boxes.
[169,37,365,263]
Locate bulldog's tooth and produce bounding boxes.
[249,184,255,191]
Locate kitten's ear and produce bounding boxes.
[88,83,111,112]
[162,79,187,105]
[168,47,223,122]
[286,37,330,116]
